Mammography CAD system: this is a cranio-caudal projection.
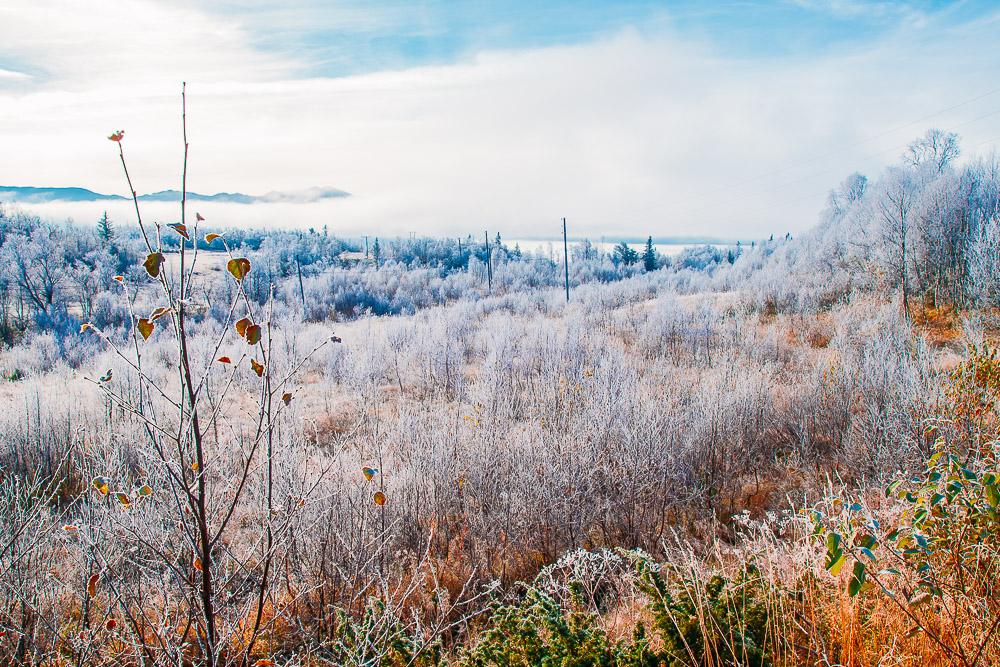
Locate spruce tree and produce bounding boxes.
[642,236,657,271]
[97,211,114,244]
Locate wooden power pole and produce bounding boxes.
[484,230,493,294]
[562,217,570,302]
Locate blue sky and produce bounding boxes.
[0,1,998,238]
[213,0,986,74]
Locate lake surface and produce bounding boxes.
[505,239,731,260]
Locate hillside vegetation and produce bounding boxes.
[0,120,998,666]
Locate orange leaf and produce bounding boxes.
[92,477,111,495]
[105,619,117,631]
[281,392,292,405]
[115,492,131,508]
[227,257,252,281]
[204,233,222,243]
[235,317,252,337]
[167,223,189,239]
[80,323,92,333]
[87,573,99,597]
[107,130,125,142]
[217,356,232,364]
[251,358,264,377]
[137,318,154,340]
[113,275,124,282]
[63,524,79,534]
[194,556,203,572]
[143,252,165,278]
[253,661,276,667]
[374,491,386,506]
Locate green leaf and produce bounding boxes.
[848,561,866,597]
[246,324,261,346]
[986,484,999,509]
[828,552,847,576]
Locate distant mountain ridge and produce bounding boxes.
[0,185,350,204]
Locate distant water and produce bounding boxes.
[505,239,732,260]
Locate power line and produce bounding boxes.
[711,85,1000,195]
[673,103,1000,225]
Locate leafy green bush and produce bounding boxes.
[809,344,1000,666]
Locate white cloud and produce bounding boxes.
[1,1,999,240]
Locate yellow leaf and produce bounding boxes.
[227,257,252,281]
[251,358,264,377]
[150,306,172,321]
[191,462,199,472]
[235,317,252,337]
[362,467,377,482]
[137,318,154,340]
[115,492,131,508]
[92,477,111,495]
[135,484,153,497]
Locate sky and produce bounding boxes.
[1,0,999,240]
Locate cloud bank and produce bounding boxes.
[1,1,998,239]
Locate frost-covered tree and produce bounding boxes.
[612,241,638,267]
[642,236,657,272]
[904,128,960,173]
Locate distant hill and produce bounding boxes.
[0,185,350,204]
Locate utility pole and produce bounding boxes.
[295,256,306,310]
[562,217,570,302]
[484,230,492,294]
